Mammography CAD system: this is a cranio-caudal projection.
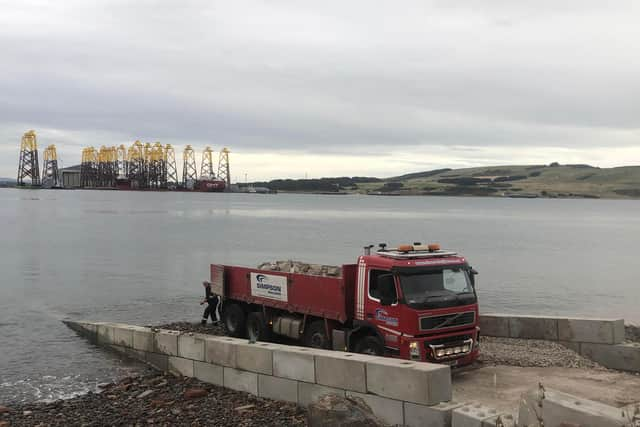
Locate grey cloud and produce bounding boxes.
[1,0,639,178]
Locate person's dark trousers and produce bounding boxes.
[202,296,219,322]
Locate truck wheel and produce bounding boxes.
[222,303,246,338]
[354,336,384,356]
[246,312,272,342]
[303,320,329,349]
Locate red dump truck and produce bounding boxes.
[210,243,480,366]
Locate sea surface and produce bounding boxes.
[1,189,639,404]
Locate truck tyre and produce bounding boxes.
[246,312,272,342]
[222,303,246,338]
[303,320,329,349]
[354,335,384,356]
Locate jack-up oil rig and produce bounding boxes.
[79,142,231,192]
[15,130,231,192]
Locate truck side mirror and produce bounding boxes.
[469,268,478,287]
[378,274,396,306]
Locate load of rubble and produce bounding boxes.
[258,260,342,277]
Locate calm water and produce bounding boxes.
[1,189,639,403]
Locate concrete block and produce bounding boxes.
[146,353,168,371]
[315,352,376,393]
[121,347,147,362]
[558,318,625,344]
[508,316,558,340]
[153,329,180,356]
[366,358,451,406]
[346,391,404,426]
[580,342,640,372]
[204,336,239,368]
[535,388,630,427]
[479,314,510,337]
[178,334,205,361]
[132,327,154,352]
[481,414,515,427]
[194,361,223,386]
[236,342,274,375]
[452,403,501,427]
[223,367,258,395]
[273,347,315,382]
[168,356,194,377]
[114,326,134,348]
[258,374,298,403]
[64,320,99,342]
[298,381,345,407]
[96,323,116,345]
[404,401,465,427]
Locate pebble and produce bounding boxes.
[184,388,208,399]
[137,390,154,399]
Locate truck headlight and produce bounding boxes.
[409,341,421,359]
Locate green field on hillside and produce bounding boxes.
[354,164,640,199]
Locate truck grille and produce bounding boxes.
[420,311,475,331]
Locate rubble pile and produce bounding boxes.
[257,260,342,277]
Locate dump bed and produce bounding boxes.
[212,264,357,323]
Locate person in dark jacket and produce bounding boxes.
[200,281,220,325]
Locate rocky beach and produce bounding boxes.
[0,370,306,427]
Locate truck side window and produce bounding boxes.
[369,269,396,302]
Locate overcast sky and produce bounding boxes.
[1,1,639,181]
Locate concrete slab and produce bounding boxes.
[236,342,274,375]
[580,342,640,372]
[558,318,625,344]
[403,401,465,427]
[273,347,316,383]
[366,357,451,406]
[204,336,239,368]
[297,382,345,407]
[223,367,258,395]
[178,334,205,361]
[452,403,501,427]
[453,365,640,417]
[346,391,404,426]
[258,374,298,404]
[168,356,194,377]
[479,315,510,338]
[153,329,180,356]
[315,352,375,393]
[508,316,558,340]
[146,353,168,371]
[521,388,631,427]
[194,361,223,386]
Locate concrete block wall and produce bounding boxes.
[480,314,639,372]
[65,321,464,426]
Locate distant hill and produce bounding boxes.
[250,164,640,199]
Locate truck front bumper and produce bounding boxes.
[402,328,480,367]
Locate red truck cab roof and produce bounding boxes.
[361,246,468,270]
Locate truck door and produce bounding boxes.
[365,268,402,350]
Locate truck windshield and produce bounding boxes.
[399,268,476,309]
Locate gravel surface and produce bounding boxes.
[478,336,605,369]
[157,322,226,336]
[0,371,306,427]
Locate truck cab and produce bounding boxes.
[351,244,479,366]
